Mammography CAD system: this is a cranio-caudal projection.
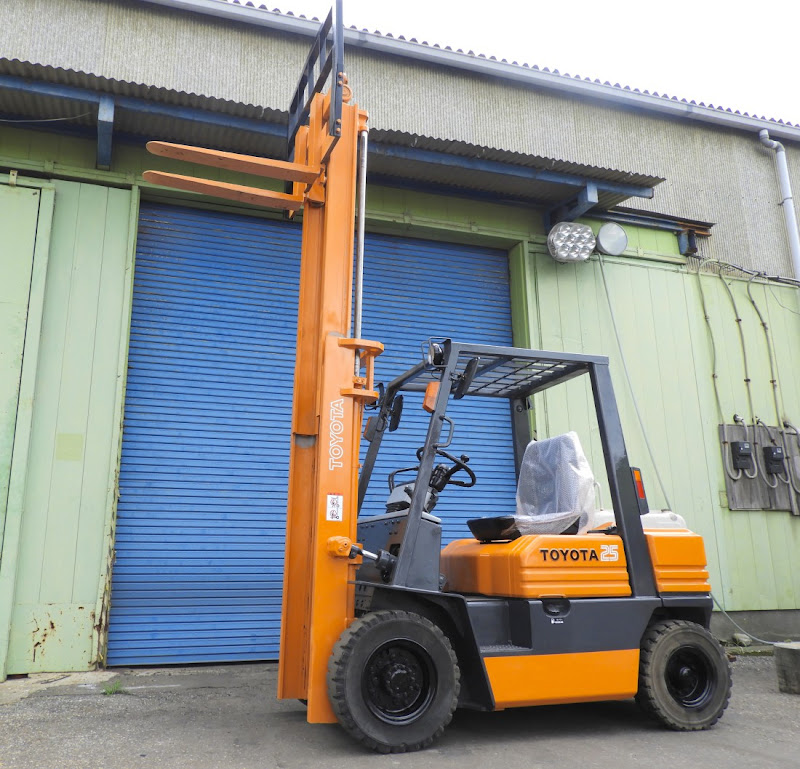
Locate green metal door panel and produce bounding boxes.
[72,187,132,600]
[680,274,735,600]
[0,186,39,541]
[7,603,96,673]
[6,180,133,674]
[524,253,800,612]
[764,284,800,607]
[38,183,113,604]
[693,274,799,610]
[9,184,80,609]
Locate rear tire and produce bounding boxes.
[636,619,731,730]
[327,610,460,753]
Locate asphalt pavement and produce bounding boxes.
[0,655,797,769]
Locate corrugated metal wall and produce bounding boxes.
[4,180,133,674]
[519,246,800,612]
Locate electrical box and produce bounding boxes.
[763,445,785,475]
[730,441,753,470]
[719,424,799,513]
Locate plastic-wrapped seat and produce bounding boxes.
[467,432,595,541]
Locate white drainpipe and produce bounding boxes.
[759,129,800,280]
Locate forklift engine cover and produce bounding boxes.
[441,528,710,599]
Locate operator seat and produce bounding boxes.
[467,432,596,541]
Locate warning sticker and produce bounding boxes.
[326,493,344,522]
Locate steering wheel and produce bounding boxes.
[415,447,477,488]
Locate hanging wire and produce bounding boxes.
[694,266,741,481]
[0,111,93,123]
[711,594,779,646]
[707,264,763,480]
[768,283,800,316]
[597,254,672,511]
[747,276,798,499]
[783,421,800,494]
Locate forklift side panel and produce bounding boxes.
[645,529,711,593]
[485,649,639,708]
[357,512,441,591]
[466,596,660,655]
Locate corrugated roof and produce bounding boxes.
[0,59,284,122]
[0,57,662,205]
[373,131,662,189]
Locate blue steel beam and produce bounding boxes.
[0,75,284,138]
[96,95,114,170]
[591,209,713,235]
[368,144,654,201]
[546,181,600,228]
[0,74,657,204]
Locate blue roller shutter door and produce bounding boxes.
[108,205,516,665]
[108,205,301,664]
[358,233,517,542]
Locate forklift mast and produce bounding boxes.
[142,1,380,723]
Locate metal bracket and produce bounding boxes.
[677,230,699,255]
[96,96,114,170]
[545,181,599,230]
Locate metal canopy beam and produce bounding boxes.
[0,74,284,138]
[369,144,654,201]
[546,181,599,228]
[96,95,114,170]
[0,74,657,206]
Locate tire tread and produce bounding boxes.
[636,619,731,731]
[327,610,460,753]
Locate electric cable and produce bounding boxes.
[695,266,742,481]
[746,276,800,501]
[711,594,780,646]
[755,419,780,488]
[0,111,93,123]
[597,254,672,511]
[712,264,760,479]
[768,283,800,315]
[783,421,800,492]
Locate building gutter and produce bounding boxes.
[759,130,800,280]
[140,0,800,144]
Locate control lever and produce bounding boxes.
[349,543,397,581]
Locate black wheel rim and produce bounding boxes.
[362,639,437,725]
[664,644,716,709]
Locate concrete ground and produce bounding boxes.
[1,656,797,769]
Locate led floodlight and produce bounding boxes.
[547,222,596,263]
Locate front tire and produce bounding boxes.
[636,619,731,730]
[327,610,460,753]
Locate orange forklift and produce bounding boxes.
[143,1,730,754]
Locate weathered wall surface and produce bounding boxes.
[0,186,39,544]
[513,246,800,612]
[2,0,799,275]
[3,179,133,674]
